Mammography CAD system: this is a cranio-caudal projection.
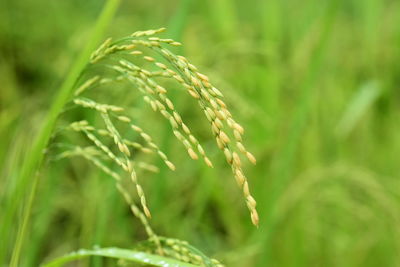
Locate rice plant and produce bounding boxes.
[5,0,400,266]
[12,26,259,266]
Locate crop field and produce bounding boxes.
[1,0,400,266]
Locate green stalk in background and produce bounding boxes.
[9,0,121,266]
[254,1,339,265]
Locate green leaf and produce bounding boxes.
[42,247,199,267]
[336,80,382,138]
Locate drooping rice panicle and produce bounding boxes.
[70,28,258,226]
[58,28,259,262]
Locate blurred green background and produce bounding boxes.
[1,0,400,266]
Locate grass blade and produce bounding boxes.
[336,80,381,138]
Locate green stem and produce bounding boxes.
[9,0,121,266]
